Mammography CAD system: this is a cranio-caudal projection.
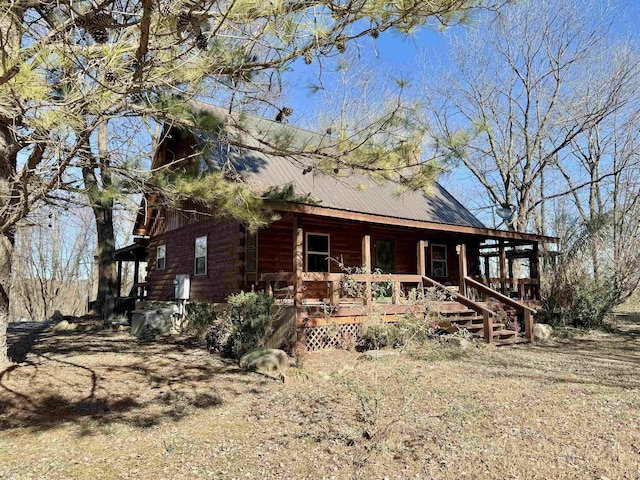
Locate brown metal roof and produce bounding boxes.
[185,101,486,230]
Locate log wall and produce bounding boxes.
[146,219,244,302]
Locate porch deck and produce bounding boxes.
[261,271,538,348]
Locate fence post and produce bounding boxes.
[483,310,493,344]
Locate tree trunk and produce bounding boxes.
[93,204,117,312]
[82,120,117,315]
[0,125,17,365]
[0,232,13,365]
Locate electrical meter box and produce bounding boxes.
[174,274,190,300]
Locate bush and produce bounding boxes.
[223,291,274,359]
[358,321,400,350]
[567,282,616,329]
[185,302,232,352]
[537,280,617,329]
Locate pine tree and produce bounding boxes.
[0,0,490,364]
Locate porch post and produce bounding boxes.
[362,234,372,305]
[532,242,540,300]
[133,259,140,298]
[116,260,122,297]
[457,243,467,295]
[483,255,490,284]
[499,241,507,295]
[417,240,426,277]
[293,216,303,307]
[362,234,371,272]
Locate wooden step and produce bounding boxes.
[492,329,518,339]
[447,315,484,324]
[492,336,530,346]
[464,323,504,333]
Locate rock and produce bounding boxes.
[358,349,399,361]
[50,310,64,323]
[447,336,471,351]
[52,320,77,333]
[130,309,173,340]
[239,349,289,374]
[533,323,553,341]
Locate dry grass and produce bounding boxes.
[1,316,640,479]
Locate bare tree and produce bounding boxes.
[1,0,500,364]
[11,207,95,321]
[421,0,639,233]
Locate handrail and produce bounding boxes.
[423,275,495,343]
[464,276,534,342]
[422,276,494,317]
[464,276,535,313]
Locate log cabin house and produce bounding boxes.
[117,102,556,348]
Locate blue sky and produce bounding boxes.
[278,0,640,226]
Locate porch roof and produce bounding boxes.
[272,202,556,244]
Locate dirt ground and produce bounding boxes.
[1,316,640,480]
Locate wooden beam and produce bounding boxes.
[392,281,401,304]
[483,255,490,284]
[362,234,371,272]
[499,241,507,296]
[293,217,303,307]
[417,240,426,277]
[117,260,122,297]
[524,309,534,343]
[362,234,372,305]
[457,243,467,295]
[269,201,557,243]
[483,310,493,344]
[532,243,540,300]
[330,280,340,306]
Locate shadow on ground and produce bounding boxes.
[466,313,640,390]
[0,321,274,433]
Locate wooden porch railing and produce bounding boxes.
[464,276,535,341]
[421,276,496,344]
[473,277,540,301]
[260,272,423,307]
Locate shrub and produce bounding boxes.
[223,291,274,359]
[538,280,617,329]
[185,302,232,352]
[358,319,400,350]
[567,281,617,329]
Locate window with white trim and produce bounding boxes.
[306,233,330,272]
[195,236,207,275]
[156,245,166,270]
[431,244,447,277]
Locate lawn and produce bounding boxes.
[1,316,640,479]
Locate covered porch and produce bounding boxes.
[259,213,551,346]
[103,242,148,323]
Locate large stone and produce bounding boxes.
[239,349,289,374]
[533,323,553,341]
[130,309,174,340]
[447,336,471,351]
[52,320,77,333]
[358,349,399,361]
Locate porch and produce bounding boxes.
[260,225,543,347]
[102,243,148,323]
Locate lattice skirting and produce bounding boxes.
[303,323,363,351]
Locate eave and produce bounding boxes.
[268,201,558,244]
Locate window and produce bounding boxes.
[306,233,329,272]
[375,239,395,273]
[245,231,257,273]
[156,245,166,270]
[195,236,207,275]
[431,244,447,277]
